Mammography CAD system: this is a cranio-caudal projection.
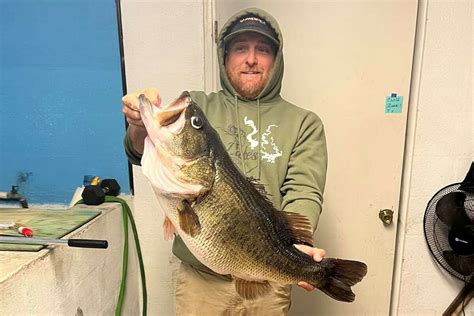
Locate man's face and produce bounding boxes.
[225,32,276,99]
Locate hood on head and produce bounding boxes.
[218,7,284,102]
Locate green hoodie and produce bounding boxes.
[124,7,327,275]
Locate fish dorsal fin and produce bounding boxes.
[233,277,271,300]
[247,177,273,204]
[280,211,314,247]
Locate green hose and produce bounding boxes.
[114,196,129,316]
[76,196,147,316]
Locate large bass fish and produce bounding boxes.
[139,91,367,302]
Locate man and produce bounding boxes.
[122,7,327,315]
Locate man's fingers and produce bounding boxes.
[313,249,326,262]
[122,87,161,111]
[122,93,141,111]
[297,281,315,292]
[126,116,145,127]
[122,106,141,119]
[122,87,161,129]
[294,244,311,253]
[142,87,161,106]
[294,244,326,262]
[122,106,145,127]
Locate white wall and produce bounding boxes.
[121,1,473,315]
[395,0,473,315]
[121,1,206,315]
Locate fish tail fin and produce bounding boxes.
[318,259,367,302]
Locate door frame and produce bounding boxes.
[203,0,219,94]
[390,0,427,314]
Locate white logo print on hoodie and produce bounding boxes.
[244,117,282,163]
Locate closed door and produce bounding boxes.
[213,1,417,314]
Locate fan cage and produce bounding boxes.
[423,183,474,281]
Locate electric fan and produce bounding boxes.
[423,162,474,315]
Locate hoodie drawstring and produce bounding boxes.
[257,98,261,180]
[234,95,247,175]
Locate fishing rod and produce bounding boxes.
[0,236,108,249]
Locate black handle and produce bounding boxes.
[67,239,108,249]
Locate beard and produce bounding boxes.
[226,68,269,100]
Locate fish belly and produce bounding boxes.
[154,193,233,276]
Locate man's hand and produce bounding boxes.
[294,244,326,291]
[122,87,161,127]
[122,87,161,154]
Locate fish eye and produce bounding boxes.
[191,116,203,129]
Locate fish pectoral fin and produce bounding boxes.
[177,200,201,237]
[233,277,271,300]
[163,216,176,241]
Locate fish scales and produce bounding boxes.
[199,175,274,270]
[222,164,326,284]
[197,171,309,283]
[139,92,367,302]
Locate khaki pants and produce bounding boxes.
[175,263,292,316]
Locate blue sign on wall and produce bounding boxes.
[0,0,129,205]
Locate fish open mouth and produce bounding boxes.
[158,108,185,126]
[157,94,191,127]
